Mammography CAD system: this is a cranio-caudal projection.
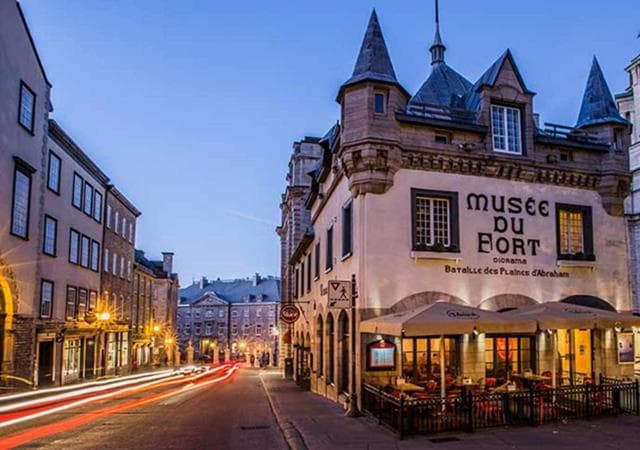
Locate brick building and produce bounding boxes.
[177,275,279,363]
[282,8,635,408]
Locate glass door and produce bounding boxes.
[557,329,592,384]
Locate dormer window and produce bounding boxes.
[491,105,522,155]
[374,93,386,114]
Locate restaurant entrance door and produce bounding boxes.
[557,329,593,384]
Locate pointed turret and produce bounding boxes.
[430,0,446,65]
[340,9,401,91]
[576,57,629,129]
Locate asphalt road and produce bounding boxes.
[0,367,288,450]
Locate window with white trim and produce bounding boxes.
[491,105,522,155]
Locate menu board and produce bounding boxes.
[367,340,396,370]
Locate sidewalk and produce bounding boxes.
[259,370,640,449]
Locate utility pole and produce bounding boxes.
[345,273,360,417]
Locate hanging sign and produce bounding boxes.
[327,280,351,309]
[280,304,300,324]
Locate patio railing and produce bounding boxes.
[362,380,640,439]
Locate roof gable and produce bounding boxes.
[192,292,227,306]
[473,49,533,95]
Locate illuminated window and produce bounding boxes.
[556,204,594,260]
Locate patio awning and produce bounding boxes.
[501,302,640,330]
[360,302,537,337]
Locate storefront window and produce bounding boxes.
[120,332,129,367]
[485,336,534,386]
[402,337,459,383]
[63,339,82,383]
[107,333,116,370]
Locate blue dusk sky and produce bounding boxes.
[20,0,640,284]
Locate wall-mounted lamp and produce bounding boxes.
[472,327,479,337]
[614,322,623,333]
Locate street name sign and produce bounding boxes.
[328,280,351,309]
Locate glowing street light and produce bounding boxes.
[97,311,111,322]
[153,325,161,333]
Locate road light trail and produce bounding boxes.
[0,364,239,449]
[0,364,231,429]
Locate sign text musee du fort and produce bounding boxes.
[444,193,570,278]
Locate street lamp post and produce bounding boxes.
[345,274,360,417]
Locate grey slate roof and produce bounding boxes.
[179,276,280,305]
[576,57,630,128]
[409,63,472,107]
[341,9,400,89]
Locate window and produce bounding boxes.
[342,201,353,258]
[307,253,312,293]
[411,189,459,252]
[128,223,134,242]
[232,310,238,318]
[301,261,305,295]
[491,105,522,154]
[120,255,125,278]
[18,81,36,132]
[218,310,225,318]
[89,290,97,312]
[314,242,320,279]
[72,173,83,209]
[43,215,57,256]
[556,204,594,260]
[91,240,100,271]
[69,229,80,264]
[127,260,132,280]
[93,191,103,222]
[83,183,93,216]
[401,337,459,383]
[114,211,119,234]
[244,308,249,318]
[256,324,262,336]
[80,235,90,268]
[47,151,61,193]
[66,286,77,320]
[112,252,117,274]
[40,280,54,318]
[485,336,534,386]
[77,288,88,320]
[104,248,110,273]
[434,134,449,144]
[325,227,333,272]
[11,159,34,239]
[106,204,112,229]
[374,93,385,114]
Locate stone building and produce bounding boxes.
[34,120,109,386]
[100,187,140,375]
[616,52,640,313]
[276,138,323,370]
[133,250,179,367]
[283,9,635,408]
[177,275,279,363]
[0,0,52,383]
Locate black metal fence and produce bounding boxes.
[363,380,640,439]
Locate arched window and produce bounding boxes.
[560,295,615,312]
[317,316,324,376]
[338,311,349,393]
[326,313,335,384]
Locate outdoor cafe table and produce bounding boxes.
[393,382,425,394]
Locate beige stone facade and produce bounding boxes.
[282,11,636,408]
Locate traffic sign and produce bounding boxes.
[280,304,300,324]
[328,280,351,309]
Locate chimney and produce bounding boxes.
[252,273,261,286]
[162,252,174,274]
[200,276,208,289]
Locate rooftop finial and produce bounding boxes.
[430,0,446,65]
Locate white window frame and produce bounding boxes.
[491,104,522,155]
[414,195,451,247]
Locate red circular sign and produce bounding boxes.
[280,304,300,324]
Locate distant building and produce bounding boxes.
[133,250,179,367]
[177,274,279,362]
[616,52,640,312]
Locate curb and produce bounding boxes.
[259,372,308,450]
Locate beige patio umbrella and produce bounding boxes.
[501,302,640,331]
[360,301,538,337]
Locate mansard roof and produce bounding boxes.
[409,63,472,107]
[339,10,408,98]
[179,276,280,305]
[576,57,630,128]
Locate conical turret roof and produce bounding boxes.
[576,57,629,128]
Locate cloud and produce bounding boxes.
[226,210,277,227]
